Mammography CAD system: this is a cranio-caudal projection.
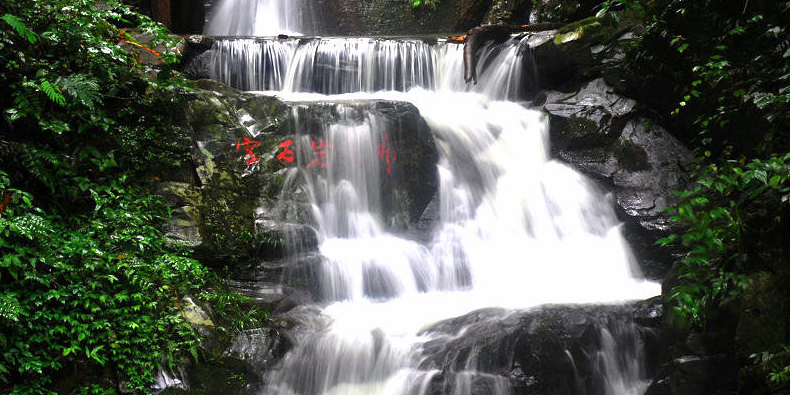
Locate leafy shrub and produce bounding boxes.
[0,171,206,393]
[0,0,219,392]
[658,154,790,324]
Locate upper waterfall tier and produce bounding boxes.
[204,0,321,36]
[208,36,537,100]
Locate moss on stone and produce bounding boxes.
[613,139,651,172]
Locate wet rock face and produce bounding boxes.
[320,0,475,35]
[535,78,695,279]
[370,101,439,226]
[164,79,293,266]
[283,100,438,231]
[420,299,663,395]
[156,328,289,395]
[527,14,646,92]
[179,35,215,80]
[162,80,438,268]
[645,354,738,395]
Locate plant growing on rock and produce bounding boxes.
[626,0,790,388]
[0,0,235,392]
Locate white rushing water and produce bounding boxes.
[208,37,536,100]
[204,0,319,36]
[204,25,659,395]
[264,88,659,395]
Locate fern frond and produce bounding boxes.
[57,74,102,110]
[39,79,66,106]
[19,147,63,192]
[1,14,37,44]
[0,293,22,324]
[9,88,42,122]
[10,213,51,240]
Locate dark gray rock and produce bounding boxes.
[154,311,291,395]
[226,252,324,304]
[419,301,663,395]
[286,100,439,230]
[320,0,476,35]
[160,81,438,268]
[225,327,292,377]
[528,14,646,92]
[645,355,738,395]
[537,78,694,279]
[178,35,215,80]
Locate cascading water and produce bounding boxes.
[208,36,537,99]
[203,9,661,395]
[204,0,320,36]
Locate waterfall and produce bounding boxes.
[208,37,536,100]
[204,0,320,36]
[202,9,661,395]
[262,89,658,395]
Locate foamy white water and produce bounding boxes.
[208,36,534,101]
[204,0,319,36]
[263,89,659,395]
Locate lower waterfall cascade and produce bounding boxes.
[198,19,663,395]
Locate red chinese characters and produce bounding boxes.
[277,139,295,163]
[272,137,396,173]
[306,139,330,169]
[236,137,261,165]
[378,133,397,175]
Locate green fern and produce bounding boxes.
[19,147,63,193]
[10,213,51,240]
[1,14,37,44]
[57,74,102,110]
[0,293,22,324]
[39,78,66,106]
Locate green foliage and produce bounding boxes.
[57,74,102,110]
[0,0,232,393]
[198,287,268,333]
[751,346,790,388]
[659,154,790,324]
[636,0,790,156]
[614,0,790,385]
[410,0,440,10]
[0,167,207,391]
[38,79,66,106]
[595,0,641,19]
[1,13,37,43]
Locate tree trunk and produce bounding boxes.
[151,0,172,28]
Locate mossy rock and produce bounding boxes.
[554,16,604,44]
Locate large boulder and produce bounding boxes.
[536,78,695,278]
[163,79,294,267]
[419,299,663,395]
[161,80,439,268]
[154,325,290,395]
[275,100,438,232]
[644,354,738,395]
[525,12,646,92]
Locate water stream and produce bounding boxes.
[201,5,660,394]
